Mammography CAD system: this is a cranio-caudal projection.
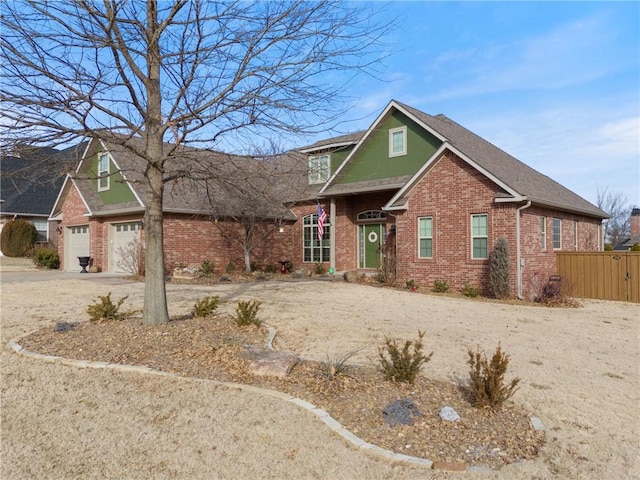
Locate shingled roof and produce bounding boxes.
[1,144,85,217]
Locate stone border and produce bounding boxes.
[7,336,546,472]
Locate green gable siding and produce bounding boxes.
[334,111,442,185]
[330,146,354,173]
[87,152,136,204]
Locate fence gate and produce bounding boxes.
[556,251,640,303]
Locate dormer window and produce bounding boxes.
[98,152,110,191]
[389,126,407,157]
[309,154,329,184]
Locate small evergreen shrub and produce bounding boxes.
[604,244,613,251]
[235,299,262,327]
[284,260,294,273]
[314,262,326,275]
[225,261,236,274]
[0,219,37,257]
[433,280,449,293]
[405,279,416,290]
[264,264,278,273]
[33,247,60,269]
[467,344,520,409]
[87,292,128,321]
[193,296,219,317]
[489,237,510,298]
[462,282,481,298]
[378,330,433,384]
[199,259,214,276]
[630,242,640,252]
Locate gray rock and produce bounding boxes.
[439,406,460,422]
[382,398,423,426]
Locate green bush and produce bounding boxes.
[406,279,416,290]
[489,237,510,298]
[264,264,278,273]
[225,261,236,274]
[193,296,219,317]
[630,243,640,252]
[235,299,262,327]
[87,292,128,321]
[284,260,294,273]
[433,280,449,293]
[604,244,613,251]
[378,331,433,384]
[0,219,37,257]
[33,247,60,269]
[467,344,520,409]
[462,282,481,298]
[314,262,326,275]
[199,259,214,276]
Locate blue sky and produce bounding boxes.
[335,1,639,208]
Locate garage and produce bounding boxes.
[109,221,142,273]
[64,225,89,271]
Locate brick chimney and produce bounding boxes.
[631,208,640,239]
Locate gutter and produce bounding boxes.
[516,200,532,299]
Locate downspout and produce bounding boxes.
[516,200,532,299]
[329,198,336,271]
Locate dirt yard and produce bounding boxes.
[1,272,639,479]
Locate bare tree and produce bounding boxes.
[1,1,386,325]
[596,187,631,247]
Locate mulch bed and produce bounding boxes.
[19,314,544,469]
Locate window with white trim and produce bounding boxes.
[541,216,547,250]
[32,218,48,242]
[418,217,433,258]
[308,154,329,184]
[389,126,407,157]
[98,152,110,191]
[303,213,330,262]
[553,218,562,249]
[471,214,488,259]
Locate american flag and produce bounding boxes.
[317,203,327,241]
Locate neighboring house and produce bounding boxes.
[0,145,83,255]
[52,100,607,300]
[614,208,640,250]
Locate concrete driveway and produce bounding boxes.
[0,256,131,284]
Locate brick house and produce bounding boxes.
[51,100,607,299]
[295,100,607,299]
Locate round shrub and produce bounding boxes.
[0,219,37,257]
[33,247,60,269]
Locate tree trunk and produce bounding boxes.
[142,0,169,325]
[143,167,169,325]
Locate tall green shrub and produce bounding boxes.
[489,237,510,299]
[0,219,37,257]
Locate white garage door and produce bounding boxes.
[110,221,142,273]
[65,225,89,271]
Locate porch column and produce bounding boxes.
[330,197,336,270]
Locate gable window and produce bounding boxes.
[471,214,488,259]
[32,218,48,242]
[541,216,547,250]
[389,126,407,157]
[303,213,330,262]
[308,154,329,184]
[98,152,110,191]
[553,218,561,249]
[418,217,433,258]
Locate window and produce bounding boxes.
[308,154,329,184]
[388,126,407,157]
[98,153,110,191]
[303,213,330,262]
[471,214,488,259]
[553,218,561,249]
[418,217,433,258]
[32,218,48,242]
[574,221,578,250]
[541,216,547,250]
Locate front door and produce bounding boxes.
[359,223,384,269]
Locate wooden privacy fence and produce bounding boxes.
[556,251,640,303]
